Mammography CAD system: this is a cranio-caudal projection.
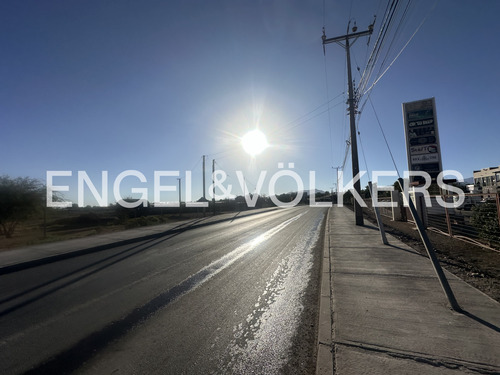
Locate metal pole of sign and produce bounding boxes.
[368,181,388,245]
[398,178,461,312]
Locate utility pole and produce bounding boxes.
[202,155,206,201]
[333,166,341,204]
[323,22,373,226]
[212,159,216,216]
[177,177,182,216]
[202,155,207,217]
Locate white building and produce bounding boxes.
[473,166,500,196]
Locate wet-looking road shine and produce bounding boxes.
[0,206,327,374]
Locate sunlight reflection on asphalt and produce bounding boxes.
[222,213,323,374]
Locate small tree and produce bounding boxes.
[0,176,44,238]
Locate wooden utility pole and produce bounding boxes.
[212,159,216,216]
[323,23,373,226]
[177,178,182,216]
[202,155,207,217]
[333,166,340,199]
[202,155,206,201]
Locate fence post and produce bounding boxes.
[391,190,402,221]
[496,193,500,233]
[410,190,428,228]
[443,195,453,237]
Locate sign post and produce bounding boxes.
[401,100,461,311]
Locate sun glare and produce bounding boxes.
[241,129,269,156]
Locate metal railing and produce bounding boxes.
[362,193,500,250]
[426,193,500,250]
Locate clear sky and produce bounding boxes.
[1,0,499,206]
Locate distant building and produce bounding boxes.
[473,166,500,195]
[466,184,477,194]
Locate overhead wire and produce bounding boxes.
[351,0,402,189]
[342,0,400,173]
[328,0,398,177]
[375,0,413,79]
[358,0,400,96]
[363,0,439,96]
[357,0,392,93]
[213,156,261,196]
[210,0,433,177]
[368,95,401,178]
[325,0,438,196]
[322,0,354,172]
[341,139,351,172]
[270,93,345,135]
[358,132,370,183]
[323,48,336,167]
[353,0,437,186]
[189,155,203,173]
[205,92,345,161]
[208,147,240,160]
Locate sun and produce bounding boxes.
[241,129,269,156]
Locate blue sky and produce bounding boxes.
[1,0,499,206]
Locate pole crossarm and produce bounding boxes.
[322,29,372,46]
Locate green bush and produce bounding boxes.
[0,176,44,238]
[471,203,500,247]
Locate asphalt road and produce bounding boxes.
[0,206,327,374]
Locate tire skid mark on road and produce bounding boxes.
[26,212,306,374]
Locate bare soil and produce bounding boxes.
[364,210,500,303]
[0,212,203,251]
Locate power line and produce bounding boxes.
[272,92,345,133]
[376,0,414,78]
[368,96,401,177]
[358,0,400,96]
[363,0,438,96]
[341,139,351,172]
[323,54,336,168]
[358,131,370,182]
[206,94,345,158]
[189,155,203,173]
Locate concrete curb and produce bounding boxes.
[316,207,334,375]
[0,208,278,275]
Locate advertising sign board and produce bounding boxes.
[402,98,443,183]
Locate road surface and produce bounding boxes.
[0,206,327,374]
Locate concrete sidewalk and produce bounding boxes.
[318,206,500,375]
[0,208,277,274]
